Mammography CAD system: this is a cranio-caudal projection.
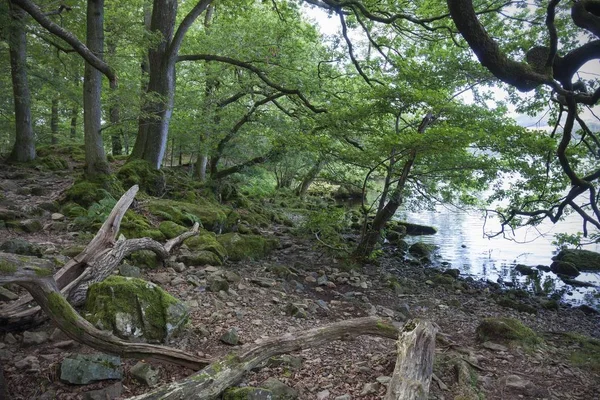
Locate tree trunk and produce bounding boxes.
[107,40,122,156]
[296,160,324,197]
[7,2,35,163]
[50,97,59,144]
[195,153,209,180]
[70,104,78,138]
[384,320,437,400]
[83,0,109,177]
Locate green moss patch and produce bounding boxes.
[146,198,227,232]
[85,276,188,343]
[217,233,278,261]
[159,221,188,239]
[184,233,227,261]
[555,249,600,271]
[564,333,600,372]
[476,317,541,347]
[117,160,166,196]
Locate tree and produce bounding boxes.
[6,1,35,162]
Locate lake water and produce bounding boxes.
[395,206,600,308]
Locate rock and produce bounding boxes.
[443,268,460,279]
[376,376,391,385]
[514,264,537,275]
[185,234,227,261]
[397,222,437,235]
[286,303,308,319]
[82,382,123,400]
[180,251,223,267]
[316,299,330,311]
[217,233,279,261]
[194,324,210,337]
[60,354,122,385]
[304,275,317,284]
[317,275,328,286]
[158,221,188,239]
[550,261,580,277]
[4,333,16,344]
[360,382,381,396]
[20,219,42,233]
[50,328,68,342]
[0,349,12,361]
[15,355,40,372]
[0,286,18,301]
[482,341,508,352]
[317,389,330,400]
[208,276,230,292]
[224,271,241,283]
[54,340,75,349]
[250,277,276,288]
[578,304,599,315]
[536,264,552,272]
[85,276,189,343]
[130,361,159,387]
[223,387,274,400]
[476,318,541,346]
[408,242,437,258]
[498,374,536,395]
[119,263,141,278]
[334,395,351,400]
[0,238,43,256]
[262,378,299,399]
[22,331,49,346]
[51,213,65,221]
[171,262,186,273]
[561,277,595,287]
[554,248,600,271]
[220,328,239,345]
[152,272,171,285]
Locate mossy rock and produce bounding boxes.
[37,144,85,162]
[0,238,43,257]
[408,242,437,258]
[159,221,188,239]
[554,249,600,271]
[119,210,156,239]
[61,202,87,219]
[179,251,223,266]
[146,198,227,232]
[496,297,538,314]
[117,160,166,196]
[85,276,189,343]
[184,233,227,261]
[217,233,279,261]
[128,250,161,269]
[64,181,108,208]
[432,274,456,286]
[38,155,69,171]
[475,317,541,346]
[222,387,274,400]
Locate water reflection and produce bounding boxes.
[396,206,600,307]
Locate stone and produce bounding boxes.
[85,276,189,343]
[223,387,274,400]
[0,350,12,361]
[15,355,40,372]
[408,242,437,258]
[514,264,537,275]
[443,268,460,279]
[286,303,308,318]
[476,318,541,346]
[550,261,580,277]
[4,333,16,344]
[51,213,65,221]
[82,382,123,400]
[171,262,186,273]
[482,341,508,352]
[334,395,351,400]
[554,248,600,271]
[50,328,68,342]
[304,276,317,284]
[397,222,437,235]
[224,271,241,283]
[0,286,18,301]
[180,251,223,267]
[376,376,391,385]
[208,276,230,292]
[360,382,381,396]
[54,340,75,349]
[0,238,43,256]
[22,331,49,346]
[20,219,42,233]
[316,300,329,311]
[498,374,536,395]
[317,389,330,400]
[119,263,141,278]
[220,328,240,345]
[266,355,304,369]
[250,277,276,288]
[60,354,122,385]
[317,275,328,286]
[262,378,299,399]
[217,233,279,261]
[130,361,159,387]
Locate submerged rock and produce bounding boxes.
[550,261,580,277]
[85,276,189,343]
[397,222,437,235]
[554,249,600,271]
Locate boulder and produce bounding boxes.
[22,331,49,346]
[408,242,437,258]
[85,276,189,343]
[554,249,600,271]
[550,261,580,277]
[179,251,223,266]
[514,264,537,276]
[146,198,227,232]
[60,354,122,385]
[0,238,43,256]
[223,387,274,400]
[476,318,541,346]
[130,361,159,387]
[262,378,299,399]
[158,221,188,239]
[83,382,123,400]
[185,233,227,261]
[217,233,278,261]
[219,328,239,345]
[397,222,437,235]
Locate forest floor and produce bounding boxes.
[0,161,599,400]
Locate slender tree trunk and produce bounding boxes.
[70,104,78,138]
[7,2,35,163]
[106,39,122,156]
[50,97,59,144]
[297,160,324,197]
[83,0,109,177]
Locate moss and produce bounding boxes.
[496,297,538,314]
[476,317,541,346]
[62,245,86,258]
[223,387,274,400]
[217,233,278,261]
[127,250,160,269]
[159,221,188,239]
[34,267,54,277]
[376,320,399,337]
[37,144,85,162]
[47,292,84,337]
[564,333,600,371]
[432,274,456,286]
[146,198,227,232]
[180,251,223,267]
[61,202,87,219]
[117,160,166,196]
[119,210,153,239]
[140,229,166,241]
[184,233,227,261]
[555,249,600,271]
[64,181,108,208]
[85,276,188,342]
[0,260,17,274]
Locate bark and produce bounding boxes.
[384,320,438,400]
[129,317,400,400]
[0,253,209,370]
[50,97,59,144]
[83,0,109,177]
[7,2,35,163]
[70,104,78,138]
[108,40,122,155]
[0,185,199,328]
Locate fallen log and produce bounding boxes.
[384,319,438,400]
[128,316,401,400]
[0,253,210,370]
[0,184,199,328]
